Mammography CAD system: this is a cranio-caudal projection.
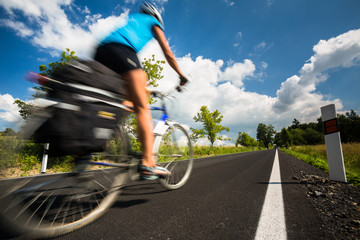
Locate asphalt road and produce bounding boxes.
[1,150,334,240]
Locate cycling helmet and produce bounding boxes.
[140,2,164,28]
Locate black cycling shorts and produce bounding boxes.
[94,43,141,75]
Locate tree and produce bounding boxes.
[303,127,324,145]
[290,118,300,129]
[289,128,306,145]
[235,132,258,147]
[274,128,292,148]
[256,123,276,148]
[338,110,360,142]
[142,54,165,89]
[39,48,78,77]
[191,105,230,146]
[1,128,17,136]
[14,99,34,120]
[15,49,79,120]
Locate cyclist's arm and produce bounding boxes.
[153,25,187,83]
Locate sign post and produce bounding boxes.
[41,143,49,174]
[321,104,347,182]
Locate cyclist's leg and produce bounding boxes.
[94,43,169,175]
[121,69,153,166]
[121,70,170,176]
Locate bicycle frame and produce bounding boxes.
[0,69,192,240]
[28,72,184,170]
[89,91,179,168]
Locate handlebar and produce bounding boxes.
[150,76,190,99]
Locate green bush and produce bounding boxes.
[20,154,39,172]
[0,136,22,168]
[47,155,74,173]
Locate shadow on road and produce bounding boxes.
[112,199,149,209]
[121,182,170,196]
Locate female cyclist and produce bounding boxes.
[94,2,188,180]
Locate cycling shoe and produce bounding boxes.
[138,165,171,180]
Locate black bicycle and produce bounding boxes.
[0,65,193,239]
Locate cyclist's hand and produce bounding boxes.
[176,76,189,92]
[179,76,189,86]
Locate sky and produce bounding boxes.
[0,0,359,145]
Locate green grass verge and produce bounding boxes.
[1,136,262,178]
[281,144,360,186]
[193,145,263,159]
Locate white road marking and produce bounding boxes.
[255,149,287,240]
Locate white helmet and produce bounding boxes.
[140,2,164,28]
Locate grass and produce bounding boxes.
[281,143,360,186]
[193,145,263,158]
[2,133,359,186]
[1,134,261,179]
[0,136,76,178]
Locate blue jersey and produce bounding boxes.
[101,13,164,53]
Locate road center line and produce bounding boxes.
[255,149,287,240]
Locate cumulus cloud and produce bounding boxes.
[1,1,359,144]
[274,29,360,113]
[0,94,23,130]
[0,0,128,58]
[0,19,33,37]
[138,41,269,141]
[220,60,256,88]
[138,29,360,143]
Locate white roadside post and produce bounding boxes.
[321,104,347,182]
[41,143,49,174]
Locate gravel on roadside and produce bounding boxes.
[280,150,360,240]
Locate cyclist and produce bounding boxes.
[94,2,188,180]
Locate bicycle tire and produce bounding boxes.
[0,126,128,239]
[156,123,193,190]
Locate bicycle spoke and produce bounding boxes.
[51,196,68,226]
[38,193,56,228]
[0,178,32,200]
[4,194,24,213]
[157,123,193,189]
[14,192,44,221]
[61,200,72,225]
[26,192,53,227]
[78,201,85,219]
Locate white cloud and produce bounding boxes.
[139,29,360,143]
[0,94,23,130]
[220,60,256,88]
[267,0,274,7]
[236,32,242,39]
[0,19,33,37]
[255,41,266,50]
[274,29,360,113]
[1,1,359,144]
[223,0,235,7]
[0,0,128,58]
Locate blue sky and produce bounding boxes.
[0,0,359,143]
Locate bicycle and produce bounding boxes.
[0,67,193,239]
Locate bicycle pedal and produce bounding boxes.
[158,174,167,179]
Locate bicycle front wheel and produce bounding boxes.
[156,123,193,190]
[0,127,128,239]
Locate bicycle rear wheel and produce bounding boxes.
[156,123,193,190]
[0,127,128,239]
